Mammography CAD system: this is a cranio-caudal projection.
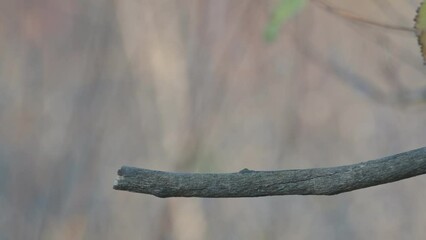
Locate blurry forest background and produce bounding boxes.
[1,0,426,239]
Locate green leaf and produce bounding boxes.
[414,0,426,64]
[264,0,307,42]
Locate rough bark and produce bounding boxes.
[113,147,426,198]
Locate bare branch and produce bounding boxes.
[113,147,426,198]
[313,0,414,33]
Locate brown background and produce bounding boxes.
[1,0,426,239]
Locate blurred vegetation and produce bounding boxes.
[1,0,426,240]
[265,0,307,41]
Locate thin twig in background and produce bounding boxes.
[313,0,415,33]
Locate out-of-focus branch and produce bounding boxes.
[313,0,414,33]
[113,147,426,198]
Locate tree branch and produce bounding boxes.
[113,147,426,198]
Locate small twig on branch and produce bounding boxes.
[113,147,426,198]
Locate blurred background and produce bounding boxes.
[1,0,426,239]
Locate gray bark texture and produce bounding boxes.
[113,147,426,198]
